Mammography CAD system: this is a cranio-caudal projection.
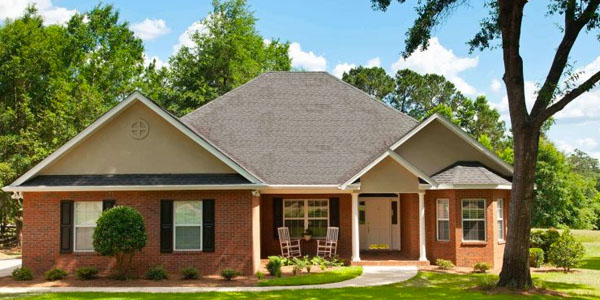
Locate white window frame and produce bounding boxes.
[74,201,102,252]
[173,200,203,251]
[497,199,504,242]
[461,198,487,242]
[436,199,450,241]
[283,199,329,238]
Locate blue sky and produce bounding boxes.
[2,0,600,158]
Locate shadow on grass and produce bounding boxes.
[3,272,598,300]
[578,257,600,271]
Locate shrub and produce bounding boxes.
[529,248,545,268]
[145,266,168,281]
[477,275,497,291]
[256,271,265,280]
[548,229,585,272]
[291,257,307,275]
[45,268,67,281]
[473,262,491,273]
[12,267,33,281]
[180,267,199,280]
[530,228,560,261]
[93,206,147,278]
[436,259,455,270]
[266,256,283,276]
[221,269,239,281]
[76,267,99,280]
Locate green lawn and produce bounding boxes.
[258,266,362,286]
[1,272,596,300]
[532,229,600,297]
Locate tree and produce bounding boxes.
[159,0,292,116]
[93,206,147,278]
[0,5,144,244]
[342,66,395,100]
[371,0,600,288]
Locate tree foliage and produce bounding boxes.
[341,66,395,100]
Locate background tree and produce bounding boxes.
[341,66,395,100]
[371,0,600,288]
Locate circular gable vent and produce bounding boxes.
[130,119,149,140]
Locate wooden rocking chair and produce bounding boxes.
[278,227,301,258]
[317,227,339,257]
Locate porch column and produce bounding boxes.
[418,192,427,261]
[351,192,360,262]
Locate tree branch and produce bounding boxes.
[530,0,600,118]
[535,70,600,125]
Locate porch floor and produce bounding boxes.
[352,251,430,267]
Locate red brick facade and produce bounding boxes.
[22,190,256,275]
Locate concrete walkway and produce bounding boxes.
[0,266,417,294]
[0,259,21,277]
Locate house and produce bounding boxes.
[3,72,512,275]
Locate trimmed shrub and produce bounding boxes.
[180,267,199,280]
[529,248,545,268]
[436,259,455,270]
[473,262,491,273]
[530,228,560,261]
[548,229,585,272]
[12,267,33,281]
[45,268,67,281]
[93,206,147,278]
[145,266,168,281]
[76,267,99,280]
[266,256,283,276]
[256,271,265,280]
[221,269,239,281]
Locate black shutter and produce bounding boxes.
[102,199,116,211]
[202,199,215,252]
[60,200,74,253]
[273,197,283,238]
[329,197,340,229]
[160,200,173,253]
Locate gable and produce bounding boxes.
[360,156,419,193]
[40,101,235,175]
[395,119,512,177]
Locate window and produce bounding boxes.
[391,201,398,225]
[174,201,203,251]
[497,199,504,241]
[359,201,366,225]
[74,202,102,251]
[436,199,450,241]
[283,199,328,238]
[462,199,486,241]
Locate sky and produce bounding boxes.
[2,0,600,159]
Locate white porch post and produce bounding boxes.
[418,192,427,261]
[351,192,361,262]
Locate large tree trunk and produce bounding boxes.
[498,124,539,288]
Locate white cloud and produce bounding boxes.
[490,79,502,93]
[556,140,575,153]
[0,0,76,25]
[366,57,381,68]
[332,63,356,78]
[576,137,598,148]
[391,37,479,95]
[173,20,208,53]
[143,53,167,69]
[131,19,170,40]
[289,42,327,71]
[555,56,600,120]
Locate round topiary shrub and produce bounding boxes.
[45,268,67,281]
[145,266,168,281]
[473,262,491,273]
[529,248,544,268]
[436,259,455,270]
[220,269,239,281]
[181,267,199,280]
[93,206,147,278]
[548,229,585,272]
[12,267,33,281]
[76,267,99,280]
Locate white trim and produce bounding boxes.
[73,201,102,252]
[387,150,437,185]
[432,184,512,190]
[7,92,263,189]
[436,198,450,242]
[3,184,265,192]
[173,200,203,252]
[282,199,329,238]
[461,198,487,242]
[351,192,360,262]
[418,192,427,261]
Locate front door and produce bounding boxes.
[365,199,391,249]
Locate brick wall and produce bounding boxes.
[399,193,420,259]
[22,190,256,275]
[260,194,352,260]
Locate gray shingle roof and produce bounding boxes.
[21,174,251,186]
[431,162,512,185]
[181,72,418,185]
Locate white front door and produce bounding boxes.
[365,199,391,249]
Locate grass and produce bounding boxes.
[257,266,362,286]
[532,229,600,298]
[1,272,597,299]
